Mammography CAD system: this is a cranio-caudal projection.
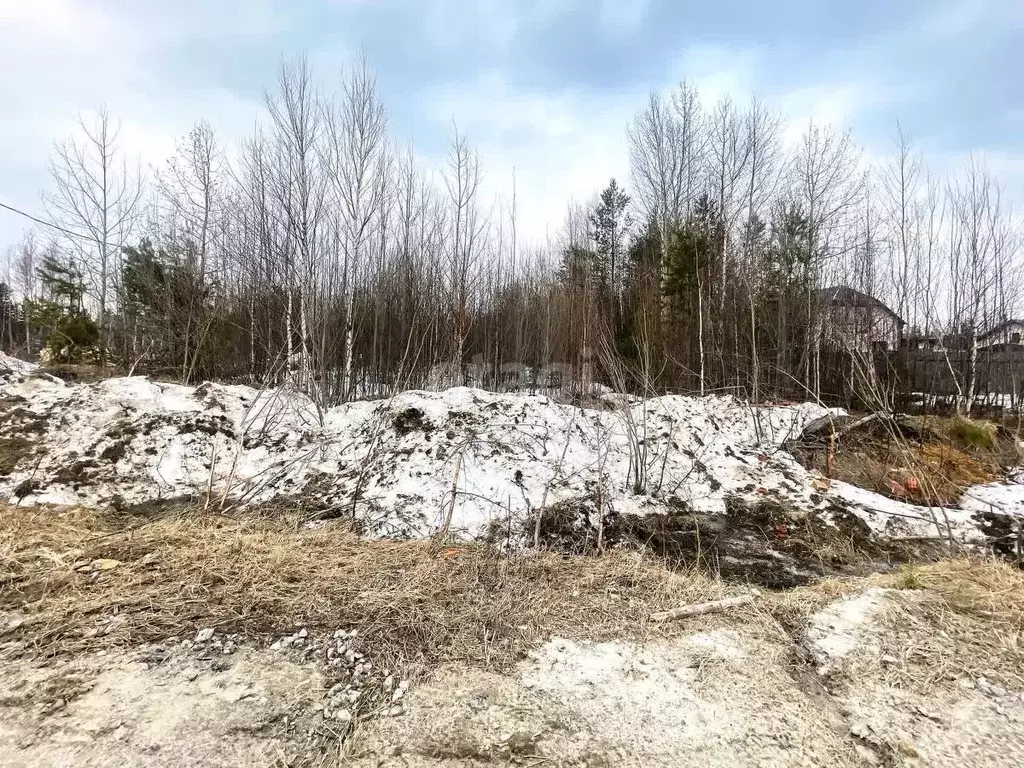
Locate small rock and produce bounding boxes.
[298,628,308,639]
[195,628,215,643]
[335,709,352,723]
[850,721,874,740]
[398,680,410,691]
[387,705,405,717]
[391,688,404,702]
[383,675,394,691]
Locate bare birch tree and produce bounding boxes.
[265,57,330,394]
[443,124,484,386]
[46,107,144,362]
[791,121,863,395]
[323,56,390,401]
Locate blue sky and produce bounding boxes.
[1,0,1022,248]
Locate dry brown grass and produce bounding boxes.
[878,558,1024,688]
[768,558,1024,690]
[0,504,722,670]
[801,415,1005,506]
[5,502,1022,695]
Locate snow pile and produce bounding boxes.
[959,471,1024,517]
[0,352,36,377]
[0,365,1012,542]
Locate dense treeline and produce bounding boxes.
[2,58,1021,414]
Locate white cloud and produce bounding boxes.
[599,0,650,40]
[0,0,112,37]
[423,72,637,244]
[0,1,267,247]
[414,0,575,55]
[669,44,760,102]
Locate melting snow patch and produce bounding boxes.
[0,373,842,535]
[959,472,1024,519]
[0,367,1013,547]
[0,352,36,377]
[826,480,985,542]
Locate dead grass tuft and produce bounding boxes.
[0,504,721,670]
[767,557,1024,690]
[796,413,1005,506]
[883,558,1024,685]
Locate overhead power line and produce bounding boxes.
[0,201,94,243]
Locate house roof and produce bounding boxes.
[815,286,904,326]
[979,319,1024,340]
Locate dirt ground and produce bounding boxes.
[3,592,1024,768]
[3,506,1024,766]
[0,644,326,767]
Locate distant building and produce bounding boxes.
[815,286,905,353]
[979,319,1024,350]
[903,333,943,351]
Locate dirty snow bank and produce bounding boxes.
[0,352,36,376]
[0,366,1005,542]
[960,471,1024,517]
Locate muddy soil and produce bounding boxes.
[534,494,936,589]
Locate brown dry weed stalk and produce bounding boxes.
[0,504,721,669]
[767,558,1024,689]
